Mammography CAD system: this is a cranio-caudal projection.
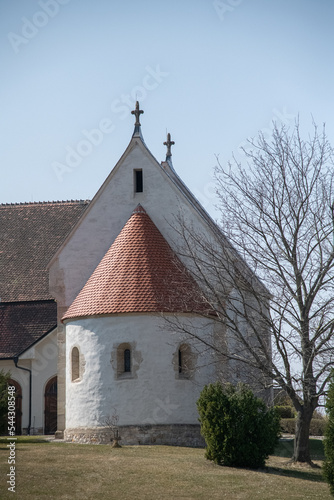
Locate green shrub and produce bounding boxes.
[310,418,327,437]
[197,382,281,469]
[280,417,327,436]
[275,405,295,418]
[280,418,296,434]
[323,371,334,495]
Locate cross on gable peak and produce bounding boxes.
[131,101,144,127]
[163,132,175,158]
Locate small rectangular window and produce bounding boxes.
[135,169,143,193]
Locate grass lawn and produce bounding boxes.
[0,437,331,499]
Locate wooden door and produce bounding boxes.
[44,376,57,435]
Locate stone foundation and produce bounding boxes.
[64,424,205,447]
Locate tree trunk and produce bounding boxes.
[291,406,313,463]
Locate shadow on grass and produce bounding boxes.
[211,439,326,483]
[275,439,325,461]
[262,438,326,483]
[0,436,50,446]
[265,465,324,483]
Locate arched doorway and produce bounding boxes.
[44,376,57,435]
[8,379,22,435]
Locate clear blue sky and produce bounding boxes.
[1,0,334,218]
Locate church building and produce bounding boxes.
[0,103,271,445]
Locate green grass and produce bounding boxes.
[275,438,325,460]
[0,437,331,499]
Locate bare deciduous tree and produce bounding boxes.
[168,121,334,464]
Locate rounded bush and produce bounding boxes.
[275,405,295,419]
[197,382,281,468]
[280,418,296,434]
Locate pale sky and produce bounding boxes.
[1,0,334,219]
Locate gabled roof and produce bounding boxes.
[0,300,57,359]
[0,200,89,301]
[62,205,209,321]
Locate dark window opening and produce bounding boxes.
[178,349,182,374]
[124,349,131,372]
[178,344,193,379]
[135,170,143,193]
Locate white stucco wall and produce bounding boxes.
[0,330,57,433]
[0,358,31,433]
[65,314,216,430]
[49,139,217,312]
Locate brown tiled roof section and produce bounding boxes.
[0,300,57,358]
[0,201,89,301]
[62,205,208,320]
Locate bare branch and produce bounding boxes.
[164,120,334,462]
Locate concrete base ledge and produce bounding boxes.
[64,424,205,447]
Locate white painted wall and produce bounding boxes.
[49,139,218,312]
[0,330,57,433]
[65,314,215,429]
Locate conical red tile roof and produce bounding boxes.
[62,205,208,320]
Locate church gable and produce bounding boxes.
[49,104,220,313]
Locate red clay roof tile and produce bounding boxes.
[62,205,208,320]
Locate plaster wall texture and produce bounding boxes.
[0,330,57,432]
[65,314,215,430]
[0,359,31,431]
[224,289,273,402]
[49,139,217,313]
[56,324,66,432]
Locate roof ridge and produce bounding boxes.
[0,200,90,207]
[0,299,56,306]
[133,204,146,214]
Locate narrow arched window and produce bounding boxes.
[116,343,134,378]
[178,349,183,374]
[71,347,80,381]
[178,344,193,379]
[124,349,131,372]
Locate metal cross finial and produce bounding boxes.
[164,132,175,157]
[131,101,144,126]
